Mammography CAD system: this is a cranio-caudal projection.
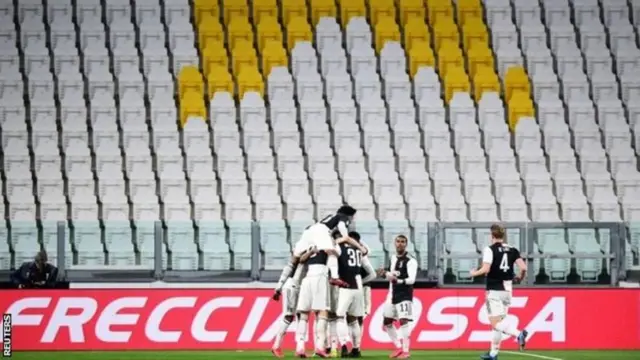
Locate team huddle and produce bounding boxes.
[270,206,417,358]
[269,207,529,360]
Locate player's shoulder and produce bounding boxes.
[502,243,521,252]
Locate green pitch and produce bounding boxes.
[8,350,640,359]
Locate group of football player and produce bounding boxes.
[269,205,418,359]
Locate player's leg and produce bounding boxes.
[326,312,338,357]
[326,286,339,357]
[335,288,353,352]
[311,277,330,357]
[272,287,298,357]
[347,290,365,358]
[382,302,402,357]
[482,291,527,360]
[502,292,528,350]
[295,280,312,357]
[354,286,369,355]
[396,301,413,358]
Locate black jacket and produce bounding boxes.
[11,262,59,288]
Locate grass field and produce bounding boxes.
[8,350,640,359]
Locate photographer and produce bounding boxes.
[11,251,59,289]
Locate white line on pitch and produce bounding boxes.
[502,351,563,360]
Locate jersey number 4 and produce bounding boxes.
[499,253,510,272]
[347,248,362,267]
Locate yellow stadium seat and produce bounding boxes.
[433,18,459,51]
[257,16,284,53]
[374,16,401,53]
[252,0,277,25]
[237,67,265,98]
[202,41,229,77]
[409,41,435,77]
[179,91,206,127]
[508,92,535,130]
[504,66,530,102]
[466,45,494,78]
[398,0,425,26]
[462,19,488,51]
[197,17,224,51]
[262,40,288,76]
[310,0,337,26]
[223,0,249,25]
[427,0,454,25]
[227,18,253,51]
[339,0,366,27]
[208,66,235,96]
[369,0,395,26]
[437,41,464,78]
[404,18,430,52]
[472,67,500,102]
[232,40,258,77]
[178,66,204,95]
[282,0,308,27]
[444,66,470,103]
[286,17,313,51]
[194,0,219,25]
[456,0,482,25]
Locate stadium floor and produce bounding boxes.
[9,351,639,359]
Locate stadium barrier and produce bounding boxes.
[1,288,638,350]
[20,221,627,286]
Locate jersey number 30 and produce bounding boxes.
[499,253,510,272]
[347,248,362,267]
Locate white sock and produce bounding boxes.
[489,329,502,357]
[349,321,362,349]
[328,255,339,279]
[400,322,411,352]
[273,317,291,349]
[329,320,338,350]
[315,316,328,351]
[296,316,308,352]
[356,320,364,349]
[494,319,520,338]
[384,324,401,349]
[337,317,350,345]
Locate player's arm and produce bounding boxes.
[298,246,317,263]
[337,236,367,255]
[470,247,492,277]
[396,258,418,285]
[383,257,398,281]
[514,250,527,282]
[361,256,377,284]
[274,253,302,296]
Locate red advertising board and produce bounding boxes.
[1,288,638,350]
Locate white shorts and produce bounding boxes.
[336,288,365,317]
[303,223,334,251]
[485,290,512,317]
[383,300,413,320]
[297,275,330,312]
[283,286,300,316]
[363,286,372,316]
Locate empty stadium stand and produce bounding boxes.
[0,0,638,283]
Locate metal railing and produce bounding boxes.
[4,221,629,285]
